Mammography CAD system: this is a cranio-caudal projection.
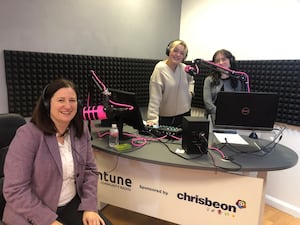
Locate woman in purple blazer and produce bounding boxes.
[3,79,112,225]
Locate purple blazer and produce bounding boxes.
[3,122,99,225]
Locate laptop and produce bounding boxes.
[214,92,279,131]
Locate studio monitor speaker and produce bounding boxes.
[182,116,209,155]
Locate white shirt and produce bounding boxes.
[57,133,76,206]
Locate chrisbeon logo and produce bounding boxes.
[177,192,247,219]
[236,199,247,209]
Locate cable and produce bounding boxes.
[197,134,242,171]
[214,126,285,160]
[209,152,243,171]
[103,155,120,173]
[162,141,204,160]
[208,146,226,159]
[223,137,262,154]
[260,125,285,152]
[240,125,286,157]
[96,129,170,151]
[87,70,135,111]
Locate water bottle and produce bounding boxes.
[109,124,119,147]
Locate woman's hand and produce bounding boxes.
[146,120,157,127]
[83,211,106,225]
[51,221,63,225]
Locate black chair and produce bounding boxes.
[0,113,26,224]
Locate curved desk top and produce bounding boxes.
[92,128,298,172]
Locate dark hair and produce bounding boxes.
[211,49,239,89]
[31,78,84,137]
[212,49,237,70]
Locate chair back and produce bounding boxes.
[0,114,26,177]
[0,113,26,222]
[0,114,26,149]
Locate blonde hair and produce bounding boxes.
[167,40,188,58]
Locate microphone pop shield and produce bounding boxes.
[82,105,108,120]
[184,65,199,76]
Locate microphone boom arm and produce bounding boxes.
[84,70,134,121]
[193,59,251,92]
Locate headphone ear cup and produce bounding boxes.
[166,44,171,56]
[184,51,188,61]
[44,99,50,112]
[41,85,50,112]
[77,99,83,111]
[166,40,175,56]
[229,56,236,70]
[230,56,235,65]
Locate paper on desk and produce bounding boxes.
[214,133,248,145]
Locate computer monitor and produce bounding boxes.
[105,88,146,140]
[214,92,279,134]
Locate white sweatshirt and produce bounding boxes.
[147,60,194,125]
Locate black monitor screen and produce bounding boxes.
[105,88,145,140]
[215,92,279,131]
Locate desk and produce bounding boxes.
[92,128,298,225]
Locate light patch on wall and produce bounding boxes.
[180,0,300,60]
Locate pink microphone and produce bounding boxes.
[184,65,199,76]
[82,105,108,120]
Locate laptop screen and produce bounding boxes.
[215,92,279,131]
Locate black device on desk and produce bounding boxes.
[214,92,279,138]
[99,88,184,144]
[182,116,209,155]
[144,125,183,137]
[101,88,147,140]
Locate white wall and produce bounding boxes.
[265,126,300,218]
[180,0,300,60]
[0,0,182,113]
[180,0,300,218]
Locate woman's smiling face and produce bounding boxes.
[169,44,187,64]
[50,87,78,126]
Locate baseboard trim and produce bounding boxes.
[265,194,300,218]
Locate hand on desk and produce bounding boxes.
[51,221,63,225]
[145,120,158,127]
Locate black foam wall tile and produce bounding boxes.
[4,50,300,126]
[237,60,300,125]
[4,50,157,118]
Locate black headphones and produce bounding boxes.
[230,56,235,65]
[228,55,236,70]
[165,40,174,56]
[165,40,188,59]
[41,84,50,112]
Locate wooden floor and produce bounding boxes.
[101,204,300,225]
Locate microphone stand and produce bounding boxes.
[86,70,112,135]
[193,59,251,93]
[86,70,134,140]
